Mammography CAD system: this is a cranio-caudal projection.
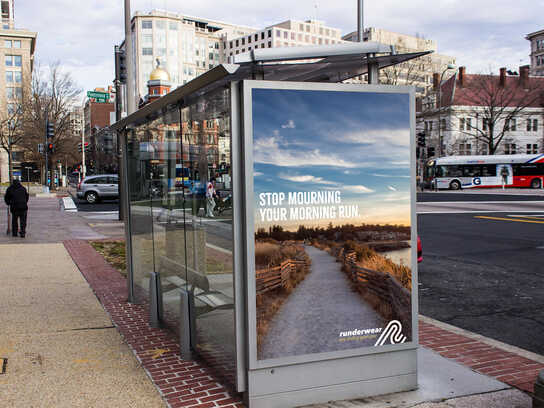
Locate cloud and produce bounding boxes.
[335,129,410,147]
[387,186,397,191]
[343,185,375,194]
[254,136,359,168]
[278,173,338,185]
[281,120,296,129]
[371,173,411,178]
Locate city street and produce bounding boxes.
[418,192,544,355]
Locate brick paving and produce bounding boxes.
[64,239,542,407]
[420,320,544,393]
[64,239,243,408]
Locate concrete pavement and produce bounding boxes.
[0,243,165,407]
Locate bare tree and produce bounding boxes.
[0,98,27,181]
[23,62,82,187]
[453,71,544,154]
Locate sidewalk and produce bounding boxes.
[1,197,542,407]
[0,243,164,407]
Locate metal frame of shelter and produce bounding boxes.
[112,42,429,407]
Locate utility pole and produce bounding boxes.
[357,0,364,42]
[81,126,86,179]
[44,110,48,189]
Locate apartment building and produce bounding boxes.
[527,29,544,76]
[223,19,345,60]
[343,27,456,95]
[417,66,544,158]
[126,10,256,102]
[0,0,36,182]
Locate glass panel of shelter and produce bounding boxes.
[181,87,236,384]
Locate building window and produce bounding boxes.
[142,33,153,45]
[505,118,516,131]
[242,37,245,45]
[4,40,11,48]
[504,143,517,154]
[5,55,22,67]
[142,47,153,55]
[459,143,471,155]
[142,20,152,29]
[276,30,281,38]
[527,144,539,154]
[235,39,239,47]
[268,41,271,48]
[248,36,251,43]
[483,119,489,131]
[268,30,272,38]
[169,22,178,30]
[527,118,538,131]
[155,20,166,30]
[283,31,288,39]
[291,32,295,40]
[6,87,21,99]
[261,32,265,40]
[441,119,446,130]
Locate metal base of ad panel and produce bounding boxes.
[247,349,417,408]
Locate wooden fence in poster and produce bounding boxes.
[256,259,309,295]
[340,249,412,335]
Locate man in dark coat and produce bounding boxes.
[4,179,29,237]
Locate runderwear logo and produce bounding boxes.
[374,320,407,346]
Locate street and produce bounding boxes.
[418,192,544,355]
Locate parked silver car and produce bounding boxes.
[76,174,119,204]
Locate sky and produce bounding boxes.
[13,0,543,101]
[252,88,411,229]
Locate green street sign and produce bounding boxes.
[87,91,109,100]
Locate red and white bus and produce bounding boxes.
[424,154,544,190]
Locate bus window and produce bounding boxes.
[481,165,496,177]
[462,165,481,177]
[440,165,462,177]
[515,164,542,176]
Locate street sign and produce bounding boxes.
[87,91,110,103]
[87,91,109,99]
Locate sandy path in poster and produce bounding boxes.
[259,245,386,360]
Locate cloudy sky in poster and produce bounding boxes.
[252,88,411,229]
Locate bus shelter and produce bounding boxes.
[112,42,426,407]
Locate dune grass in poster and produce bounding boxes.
[252,87,413,361]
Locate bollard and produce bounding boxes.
[534,370,544,408]
[149,272,163,328]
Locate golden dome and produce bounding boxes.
[149,66,170,82]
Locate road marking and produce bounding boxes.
[507,215,544,220]
[475,216,544,224]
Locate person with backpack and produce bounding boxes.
[4,179,29,238]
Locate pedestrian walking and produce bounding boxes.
[4,179,29,238]
[206,177,217,218]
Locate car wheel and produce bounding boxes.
[531,178,542,189]
[450,180,461,190]
[85,191,99,204]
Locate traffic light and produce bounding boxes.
[46,120,54,140]
[47,143,54,153]
[77,142,90,152]
[427,146,435,157]
[115,47,127,84]
[417,132,426,147]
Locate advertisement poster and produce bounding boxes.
[252,87,413,361]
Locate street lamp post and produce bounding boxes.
[438,64,457,157]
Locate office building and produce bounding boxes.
[343,27,456,95]
[0,0,36,182]
[527,29,544,76]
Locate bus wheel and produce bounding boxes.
[531,178,542,189]
[450,180,461,190]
